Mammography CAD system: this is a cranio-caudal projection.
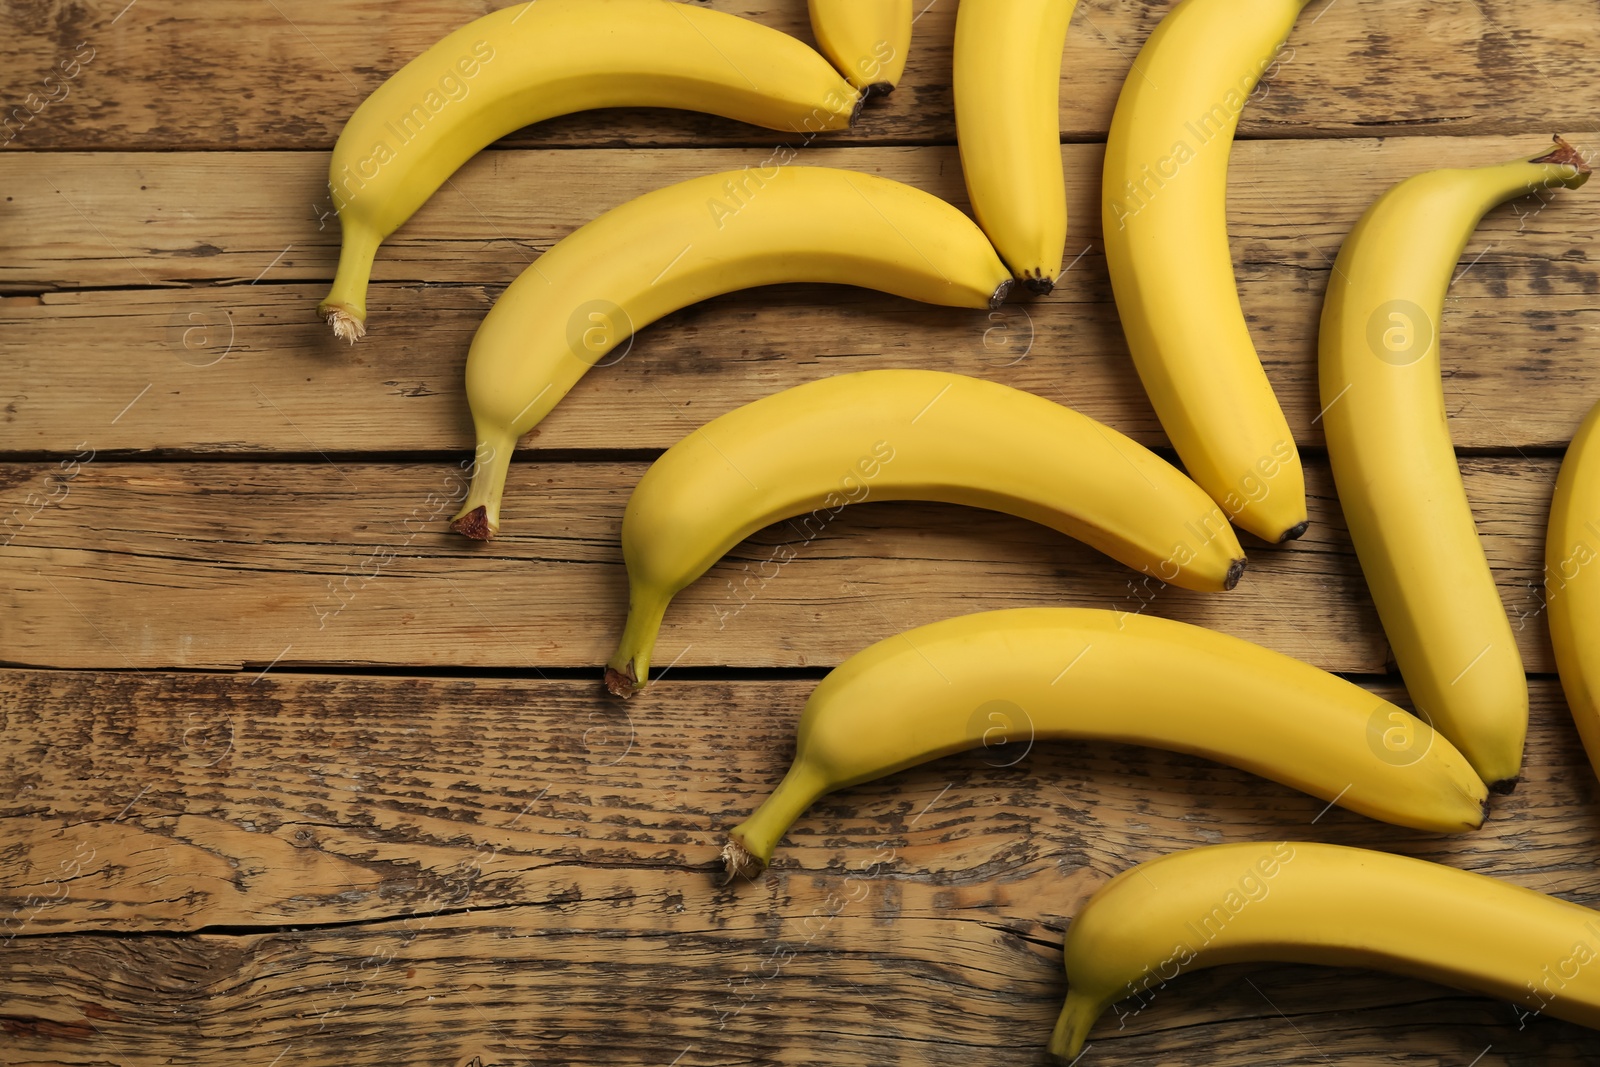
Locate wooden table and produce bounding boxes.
[5,1,1600,1062]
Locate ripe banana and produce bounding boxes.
[1320,137,1590,787]
[1549,398,1600,784]
[954,0,1078,293]
[318,0,861,342]
[809,0,911,96]
[1102,0,1310,544]
[604,371,1248,695]
[449,170,1014,540]
[1050,841,1600,1060]
[720,608,1487,881]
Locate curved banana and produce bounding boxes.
[954,0,1078,293]
[720,609,1487,881]
[604,371,1248,694]
[809,0,911,96]
[1549,398,1600,784]
[1320,137,1589,787]
[1102,0,1311,543]
[449,171,1014,540]
[1051,842,1600,1060]
[319,0,861,341]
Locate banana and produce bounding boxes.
[449,170,1014,540]
[809,0,911,96]
[720,608,1487,881]
[1320,137,1590,787]
[1102,0,1310,544]
[1050,841,1600,1060]
[1549,398,1600,784]
[318,0,861,342]
[604,371,1248,695]
[954,0,1078,293]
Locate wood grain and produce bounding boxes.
[3,137,1593,455]
[2,670,1596,1064]
[3,0,1597,150]
[9,137,1595,290]
[7,1,1600,1062]
[0,455,1384,673]
[5,264,1597,456]
[0,453,1567,673]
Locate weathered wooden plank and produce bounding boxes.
[4,673,1591,932]
[1,921,1595,1066]
[8,140,1593,292]
[1,672,1595,1063]
[5,270,1596,456]
[0,454,1564,673]
[0,456,1389,672]
[4,138,1593,454]
[5,918,1599,1064]
[3,0,1597,150]
[0,454,1565,673]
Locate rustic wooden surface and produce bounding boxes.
[4,139,1597,453]
[4,0,1600,1063]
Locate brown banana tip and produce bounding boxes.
[720,838,763,886]
[988,278,1013,309]
[863,81,894,98]
[1278,520,1311,544]
[849,93,867,124]
[449,505,494,541]
[1020,269,1055,296]
[1224,557,1247,591]
[1489,776,1521,796]
[603,665,637,699]
[1535,135,1590,174]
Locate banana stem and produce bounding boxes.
[1046,991,1101,1063]
[603,589,671,697]
[722,760,831,881]
[450,425,520,539]
[1495,137,1592,202]
[318,220,381,343]
[1529,134,1591,178]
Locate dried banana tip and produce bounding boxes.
[325,307,366,344]
[603,665,637,699]
[720,838,763,885]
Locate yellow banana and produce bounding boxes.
[954,0,1078,293]
[809,0,911,96]
[1320,137,1589,787]
[449,170,1014,540]
[604,371,1248,695]
[721,609,1487,881]
[1051,842,1600,1060]
[1549,397,1600,784]
[318,0,860,342]
[1102,0,1310,543]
